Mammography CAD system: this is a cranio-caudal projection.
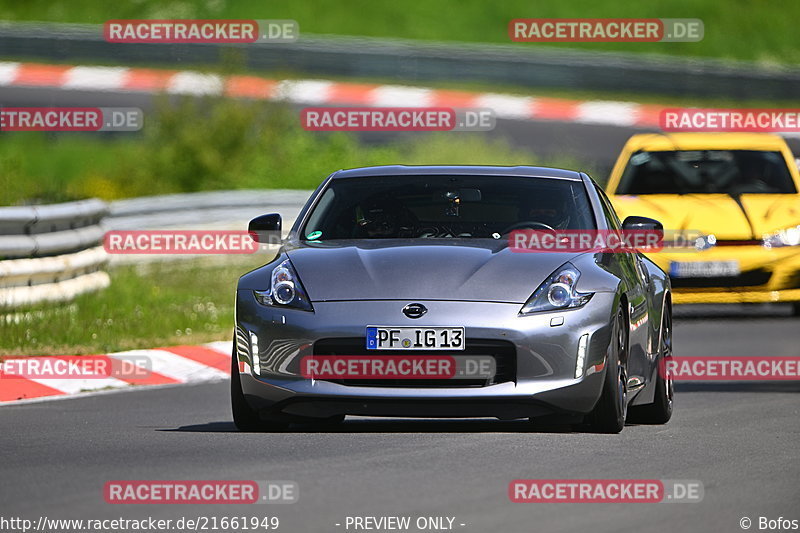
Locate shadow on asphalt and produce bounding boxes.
[160,419,592,434]
[160,421,239,432]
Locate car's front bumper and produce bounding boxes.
[234,291,619,419]
[648,246,800,304]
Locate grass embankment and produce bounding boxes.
[0,98,587,205]
[0,0,798,64]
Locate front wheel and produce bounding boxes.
[587,306,628,434]
[231,347,287,432]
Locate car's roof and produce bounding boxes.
[331,165,583,181]
[623,132,790,151]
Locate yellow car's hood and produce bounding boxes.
[611,194,800,239]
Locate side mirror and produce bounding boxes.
[622,216,663,232]
[248,213,282,244]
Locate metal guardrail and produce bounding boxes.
[104,190,309,265]
[0,22,798,100]
[0,190,311,307]
[0,199,110,307]
[0,198,108,258]
[106,190,309,230]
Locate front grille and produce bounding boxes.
[714,240,762,246]
[312,337,516,388]
[670,269,772,288]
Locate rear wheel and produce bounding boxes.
[231,348,288,432]
[628,307,673,424]
[587,307,628,434]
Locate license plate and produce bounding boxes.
[670,260,741,278]
[365,326,465,350]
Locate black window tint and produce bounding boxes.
[302,175,597,240]
[617,150,797,195]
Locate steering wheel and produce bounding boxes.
[501,221,555,234]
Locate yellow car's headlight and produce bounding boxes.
[763,225,800,248]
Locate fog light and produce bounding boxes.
[575,333,589,379]
[250,332,260,376]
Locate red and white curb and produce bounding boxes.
[0,341,232,404]
[0,60,664,128]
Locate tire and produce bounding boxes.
[792,302,800,317]
[587,306,628,434]
[231,347,287,432]
[628,307,673,425]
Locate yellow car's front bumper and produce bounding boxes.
[647,245,800,304]
[672,288,800,304]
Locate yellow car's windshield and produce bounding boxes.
[617,149,797,195]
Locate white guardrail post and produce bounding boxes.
[0,199,110,308]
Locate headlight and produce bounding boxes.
[520,262,593,315]
[763,225,800,248]
[253,258,313,311]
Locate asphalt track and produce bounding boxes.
[2,86,800,533]
[1,306,798,533]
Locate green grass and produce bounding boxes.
[0,257,268,356]
[0,0,798,64]
[0,98,591,206]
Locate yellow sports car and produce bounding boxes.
[607,133,800,314]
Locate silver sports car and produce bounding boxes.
[232,166,673,433]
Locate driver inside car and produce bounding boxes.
[354,195,415,238]
[521,190,572,230]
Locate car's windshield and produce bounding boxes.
[301,175,596,240]
[616,150,797,195]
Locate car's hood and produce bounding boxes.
[611,193,800,239]
[284,239,579,303]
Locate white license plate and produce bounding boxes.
[670,260,741,278]
[365,326,464,350]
